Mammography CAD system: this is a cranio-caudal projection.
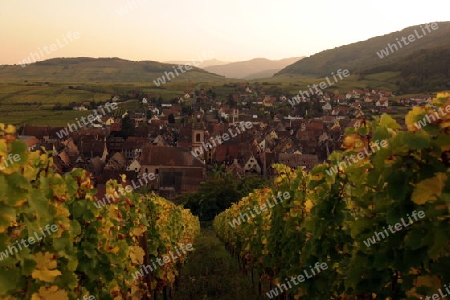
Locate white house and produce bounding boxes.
[127,158,141,173]
[243,155,261,174]
[322,102,332,111]
[376,99,389,107]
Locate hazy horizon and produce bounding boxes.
[1,0,448,66]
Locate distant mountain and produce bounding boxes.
[164,59,230,68]
[204,57,304,79]
[0,57,226,83]
[244,69,281,80]
[276,21,450,77]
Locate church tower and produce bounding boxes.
[192,122,207,161]
[192,122,205,148]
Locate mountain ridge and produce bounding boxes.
[276,21,450,77]
[204,57,304,79]
[0,57,226,83]
[163,59,229,68]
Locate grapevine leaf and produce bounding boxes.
[31,252,62,283]
[0,269,19,295]
[30,286,68,300]
[411,173,447,205]
[379,114,401,130]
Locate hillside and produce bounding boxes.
[204,57,304,79]
[276,21,450,77]
[362,45,450,93]
[0,57,226,83]
[244,69,281,80]
[164,58,230,68]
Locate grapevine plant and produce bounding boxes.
[214,92,450,299]
[0,125,200,300]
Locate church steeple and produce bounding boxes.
[101,136,108,162]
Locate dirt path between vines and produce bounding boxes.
[172,226,260,300]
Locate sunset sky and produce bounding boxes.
[1,0,448,65]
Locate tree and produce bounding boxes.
[206,163,226,180]
[196,175,241,221]
[227,94,236,108]
[119,115,135,138]
[181,104,193,115]
[168,113,175,123]
[182,173,270,221]
[156,96,163,107]
[236,176,268,198]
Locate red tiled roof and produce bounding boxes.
[306,121,324,131]
[20,136,40,148]
[22,126,65,139]
[140,146,204,167]
[110,123,122,132]
[296,130,315,141]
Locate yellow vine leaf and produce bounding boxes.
[107,245,120,254]
[342,134,364,152]
[31,286,68,300]
[31,252,62,283]
[109,208,122,222]
[405,106,426,132]
[310,173,323,181]
[129,246,145,264]
[406,275,442,299]
[0,140,7,158]
[439,119,450,129]
[131,225,146,237]
[166,270,176,283]
[304,199,314,213]
[411,173,448,205]
[436,92,450,99]
[121,174,127,183]
[4,125,16,135]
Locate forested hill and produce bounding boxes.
[363,45,450,93]
[276,21,450,77]
[0,57,226,83]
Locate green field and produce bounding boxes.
[0,58,228,83]
[256,72,401,95]
[0,82,110,126]
[0,82,189,126]
[0,71,432,127]
[0,110,100,127]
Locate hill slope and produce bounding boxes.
[164,59,230,68]
[204,57,304,79]
[362,45,450,93]
[276,21,450,77]
[0,57,226,83]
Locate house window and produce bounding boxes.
[195,133,201,142]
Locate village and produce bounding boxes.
[17,84,431,199]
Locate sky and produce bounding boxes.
[0,0,448,65]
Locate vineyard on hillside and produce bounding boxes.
[214,93,450,299]
[0,125,200,300]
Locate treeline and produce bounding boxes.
[175,170,268,222]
